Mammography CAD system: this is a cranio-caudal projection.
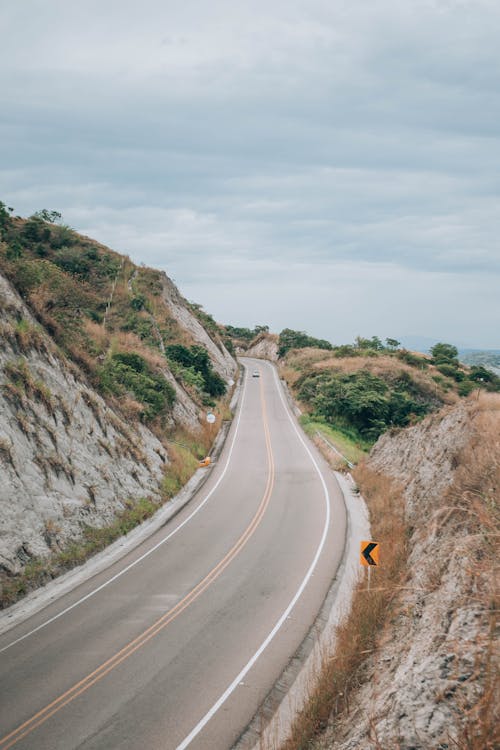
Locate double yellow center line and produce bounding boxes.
[0,374,275,749]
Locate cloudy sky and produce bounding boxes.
[1,0,499,349]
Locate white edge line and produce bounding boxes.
[176,361,332,750]
[0,371,249,655]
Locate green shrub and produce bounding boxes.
[396,349,427,367]
[457,380,476,397]
[99,352,175,420]
[436,363,464,381]
[22,218,50,245]
[431,342,459,365]
[166,344,226,397]
[278,328,332,357]
[130,293,147,311]
[298,368,432,440]
[121,314,158,347]
[5,241,23,261]
[49,225,76,249]
[55,247,93,278]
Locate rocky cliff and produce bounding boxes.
[159,273,235,379]
[245,332,279,361]
[0,273,168,579]
[316,393,499,749]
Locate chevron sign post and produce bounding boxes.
[360,541,379,567]
[360,541,379,591]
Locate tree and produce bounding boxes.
[0,201,13,232]
[21,218,50,245]
[430,342,458,365]
[385,338,401,350]
[33,209,62,224]
[278,328,332,357]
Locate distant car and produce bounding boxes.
[252,370,260,377]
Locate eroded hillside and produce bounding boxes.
[0,204,236,606]
[287,393,499,750]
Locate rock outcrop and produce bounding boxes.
[0,273,168,576]
[245,333,279,361]
[160,274,236,380]
[318,394,499,749]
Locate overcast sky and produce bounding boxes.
[1,0,499,349]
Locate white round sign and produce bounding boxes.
[206,413,216,424]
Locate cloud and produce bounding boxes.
[0,0,499,346]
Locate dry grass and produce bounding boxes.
[281,471,407,750]
[82,319,110,354]
[161,440,201,499]
[440,394,500,749]
[110,331,167,371]
[0,436,14,468]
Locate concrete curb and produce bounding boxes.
[0,371,243,637]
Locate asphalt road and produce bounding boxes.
[0,359,347,750]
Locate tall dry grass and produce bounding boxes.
[440,393,500,749]
[281,471,407,750]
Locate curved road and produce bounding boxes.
[0,359,346,750]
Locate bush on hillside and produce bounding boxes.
[99,352,175,420]
[431,342,459,365]
[278,328,333,357]
[436,363,464,381]
[166,344,226,397]
[297,369,432,441]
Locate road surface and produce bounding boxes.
[0,359,347,750]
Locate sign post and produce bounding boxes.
[360,541,379,591]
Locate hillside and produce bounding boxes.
[268,333,498,446]
[0,203,236,606]
[311,393,499,750]
[280,392,499,750]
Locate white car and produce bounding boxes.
[252,370,260,377]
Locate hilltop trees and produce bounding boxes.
[278,328,333,357]
[430,342,459,364]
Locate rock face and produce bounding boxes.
[161,365,202,433]
[245,333,279,361]
[160,273,236,380]
[318,394,499,750]
[0,273,168,576]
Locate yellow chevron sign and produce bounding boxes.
[360,541,379,566]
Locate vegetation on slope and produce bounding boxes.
[281,335,499,445]
[0,201,227,432]
[0,202,235,605]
